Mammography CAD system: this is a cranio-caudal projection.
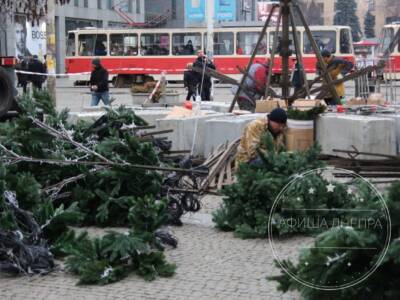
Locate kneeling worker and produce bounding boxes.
[236,107,287,166]
[237,61,269,111]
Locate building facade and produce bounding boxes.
[356,0,400,38]
[55,0,144,73]
[143,0,333,28]
[5,0,144,73]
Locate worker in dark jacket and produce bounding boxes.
[292,61,304,95]
[316,49,354,105]
[28,55,46,90]
[90,58,110,106]
[183,63,198,101]
[16,56,29,93]
[193,50,215,101]
[237,61,269,111]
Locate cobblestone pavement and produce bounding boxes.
[0,196,305,300]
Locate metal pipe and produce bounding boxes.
[228,3,279,112]
[281,0,291,99]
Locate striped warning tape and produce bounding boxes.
[15,67,237,77]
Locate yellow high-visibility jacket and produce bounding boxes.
[317,56,354,98]
[235,118,285,166]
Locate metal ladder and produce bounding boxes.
[355,58,372,99]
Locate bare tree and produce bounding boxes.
[0,0,69,24]
[292,0,324,26]
[385,0,400,20]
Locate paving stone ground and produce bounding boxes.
[0,197,305,300]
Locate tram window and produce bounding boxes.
[269,31,300,54]
[379,28,394,53]
[66,33,76,56]
[172,33,201,55]
[236,32,267,55]
[340,29,352,54]
[303,31,336,54]
[204,32,234,55]
[140,33,170,56]
[78,34,107,56]
[110,34,138,56]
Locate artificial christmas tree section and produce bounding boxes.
[212,133,325,239]
[0,90,187,284]
[270,182,399,300]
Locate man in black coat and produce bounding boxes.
[90,58,110,106]
[28,55,46,90]
[16,56,29,93]
[183,63,198,101]
[193,50,215,101]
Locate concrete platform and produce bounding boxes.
[135,108,172,125]
[68,107,172,126]
[316,114,397,159]
[377,113,400,154]
[156,112,230,156]
[203,114,264,157]
[81,105,135,112]
[132,92,183,106]
[199,101,237,113]
[56,91,132,113]
[68,111,106,124]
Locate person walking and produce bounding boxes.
[183,63,198,101]
[89,58,110,106]
[16,56,29,93]
[42,55,48,86]
[291,60,304,95]
[28,55,46,90]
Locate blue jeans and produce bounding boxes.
[91,91,110,106]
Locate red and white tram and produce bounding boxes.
[378,23,400,80]
[65,25,355,85]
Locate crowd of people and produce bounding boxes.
[16,55,47,93]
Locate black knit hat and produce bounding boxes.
[268,107,287,124]
[321,49,331,58]
[92,58,101,66]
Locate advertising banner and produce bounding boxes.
[215,0,236,22]
[257,1,280,25]
[15,15,47,59]
[185,0,237,24]
[185,0,206,24]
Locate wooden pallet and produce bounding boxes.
[199,139,240,193]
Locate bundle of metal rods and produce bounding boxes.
[319,148,400,182]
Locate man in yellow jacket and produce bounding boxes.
[236,107,287,167]
[317,49,354,105]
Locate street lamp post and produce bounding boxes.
[206,0,214,60]
[46,0,57,104]
[206,0,214,100]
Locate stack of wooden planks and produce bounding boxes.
[199,139,240,193]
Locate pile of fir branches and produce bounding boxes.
[0,90,178,284]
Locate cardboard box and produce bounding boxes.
[285,120,314,152]
[255,99,287,113]
[346,98,367,106]
[367,93,386,105]
[292,99,326,111]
